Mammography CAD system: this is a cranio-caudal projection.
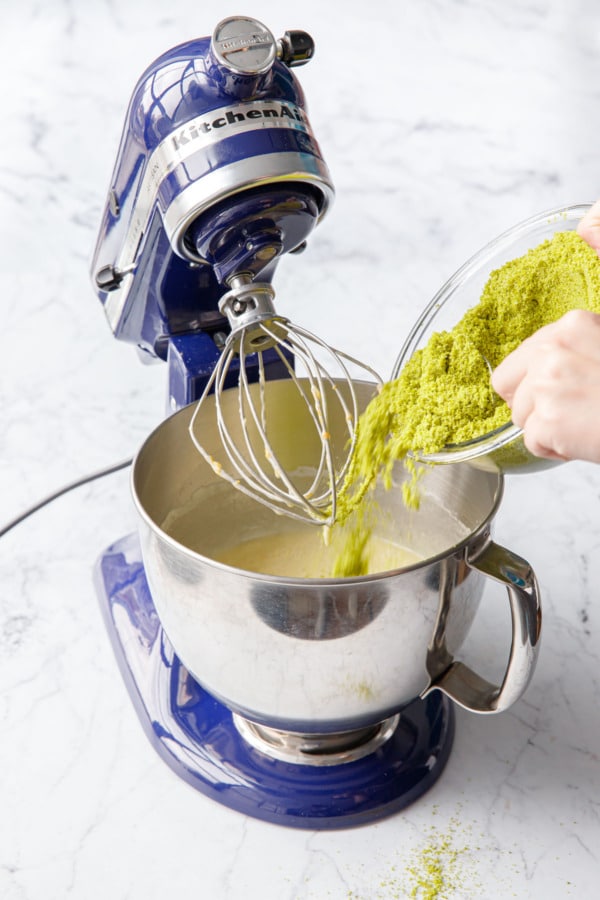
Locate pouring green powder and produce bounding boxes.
[333,228,600,573]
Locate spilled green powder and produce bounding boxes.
[406,835,466,900]
[345,808,484,900]
[332,229,600,574]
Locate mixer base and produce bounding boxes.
[95,533,455,830]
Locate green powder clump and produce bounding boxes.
[331,515,370,577]
[334,229,600,540]
[337,331,502,527]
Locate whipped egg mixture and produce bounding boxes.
[212,529,421,578]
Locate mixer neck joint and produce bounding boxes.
[218,280,287,352]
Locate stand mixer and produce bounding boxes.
[92,15,379,526]
[92,17,542,829]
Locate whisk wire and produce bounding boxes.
[236,332,322,516]
[203,332,323,519]
[269,325,339,506]
[188,314,383,525]
[287,322,384,489]
[272,329,352,506]
[192,352,315,522]
[214,346,288,504]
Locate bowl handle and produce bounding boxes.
[422,540,542,714]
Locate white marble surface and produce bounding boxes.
[2,0,600,897]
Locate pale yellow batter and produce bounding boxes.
[212,529,421,578]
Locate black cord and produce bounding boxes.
[0,457,133,539]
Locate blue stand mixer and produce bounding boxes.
[91,16,539,829]
[91,16,334,412]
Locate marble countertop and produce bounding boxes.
[2,1,600,897]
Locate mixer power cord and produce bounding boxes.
[0,458,133,538]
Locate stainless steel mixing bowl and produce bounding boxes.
[131,379,541,736]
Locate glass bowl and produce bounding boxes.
[391,202,593,473]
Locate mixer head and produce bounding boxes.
[91,16,332,371]
[91,15,381,525]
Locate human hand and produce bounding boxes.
[491,309,600,462]
[577,198,600,254]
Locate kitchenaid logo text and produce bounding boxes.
[170,103,308,152]
[217,30,271,53]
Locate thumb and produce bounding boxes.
[577,199,600,255]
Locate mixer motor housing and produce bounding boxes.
[91,16,334,408]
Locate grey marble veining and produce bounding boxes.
[2,1,600,897]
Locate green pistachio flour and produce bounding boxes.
[332,229,600,575]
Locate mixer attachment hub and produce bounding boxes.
[218,280,287,352]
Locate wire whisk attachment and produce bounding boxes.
[188,280,382,526]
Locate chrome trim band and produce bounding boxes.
[164,151,334,260]
[232,713,400,767]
